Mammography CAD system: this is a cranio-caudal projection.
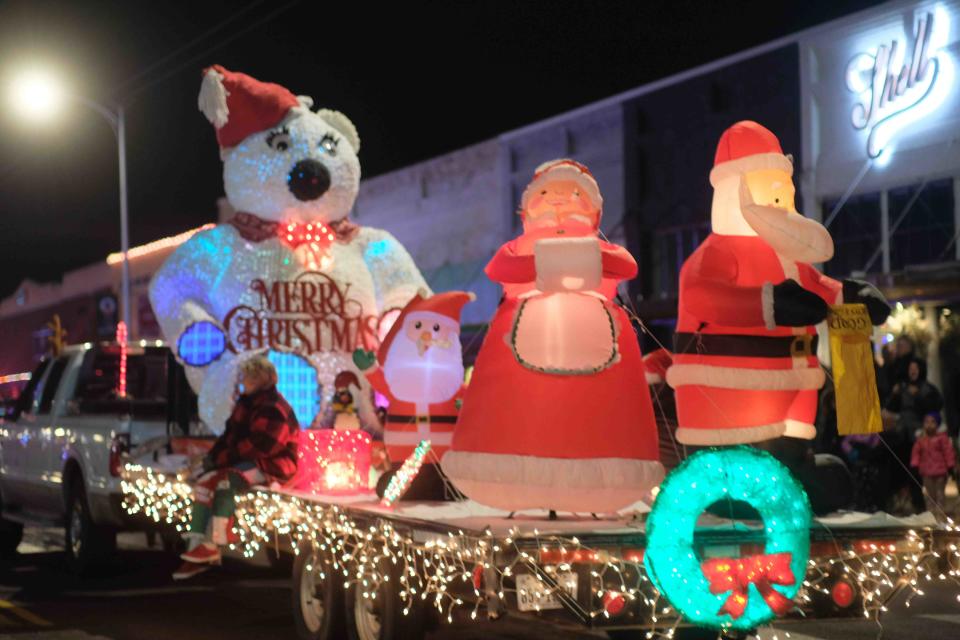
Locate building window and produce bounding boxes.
[823,192,882,277]
[888,178,955,270]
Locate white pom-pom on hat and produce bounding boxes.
[198,67,230,129]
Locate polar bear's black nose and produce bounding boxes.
[288,159,331,201]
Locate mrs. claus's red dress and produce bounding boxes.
[442,225,663,513]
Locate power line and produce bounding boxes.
[122,0,301,105]
[110,0,271,99]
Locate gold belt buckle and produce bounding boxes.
[791,334,813,358]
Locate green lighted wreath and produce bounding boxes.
[644,446,812,631]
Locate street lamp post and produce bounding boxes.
[10,74,132,332]
[74,97,132,332]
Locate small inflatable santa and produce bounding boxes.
[443,159,663,514]
[353,291,473,499]
[668,121,889,445]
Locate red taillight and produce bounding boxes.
[602,591,626,616]
[109,434,130,477]
[831,579,856,608]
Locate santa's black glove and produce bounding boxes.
[770,279,828,327]
[842,278,891,325]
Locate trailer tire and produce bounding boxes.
[292,545,346,640]
[345,556,424,640]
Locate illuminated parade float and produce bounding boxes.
[51,3,956,638]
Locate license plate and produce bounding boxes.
[516,572,578,612]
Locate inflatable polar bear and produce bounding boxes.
[149,65,429,434]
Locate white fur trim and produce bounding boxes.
[783,420,816,440]
[761,281,776,330]
[441,451,664,513]
[666,363,825,390]
[521,164,602,209]
[317,109,361,152]
[198,68,229,128]
[676,422,786,445]
[710,152,793,186]
[645,372,663,384]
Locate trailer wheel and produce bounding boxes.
[346,557,424,640]
[292,545,346,640]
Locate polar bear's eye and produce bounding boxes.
[266,128,292,152]
[318,134,339,156]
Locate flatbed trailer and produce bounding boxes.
[122,461,960,640]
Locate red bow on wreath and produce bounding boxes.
[700,552,796,619]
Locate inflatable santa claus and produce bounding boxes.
[150,66,428,434]
[668,121,889,445]
[443,159,663,514]
[353,290,473,500]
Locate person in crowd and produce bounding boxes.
[876,341,898,404]
[892,336,919,386]
[884,357,944,513]
[886,358,944,434]
[841,433,883,512]
[814,386,841,458]
[173,356,299,580]
[911,411,956,520]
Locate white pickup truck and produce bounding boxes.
[0,342,200,573]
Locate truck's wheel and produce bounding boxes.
[292,545,346,640]
[0,518,23,560]
[345,556,424,640]
[65,483,116,574]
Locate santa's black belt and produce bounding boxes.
[674,332,818,358]
[386,415,458,424]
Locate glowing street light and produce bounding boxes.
[7,68,132,333]
[9,70,64,120]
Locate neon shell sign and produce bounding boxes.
[846,8,953,159]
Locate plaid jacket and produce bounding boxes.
[207,386,300,483]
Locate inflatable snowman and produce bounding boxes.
[150,65,428,433]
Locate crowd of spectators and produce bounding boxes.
[816,335,952,517]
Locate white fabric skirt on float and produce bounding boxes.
[441,450,664,514]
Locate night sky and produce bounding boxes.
[0,0,883,300]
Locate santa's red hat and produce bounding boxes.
[198,64,301,148]
[376,291,475,366]
[520,158,603,213]
[709,121,793,187]
[643,348,673,385]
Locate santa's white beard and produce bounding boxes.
[742,203,834,264]
[383,334,464,405]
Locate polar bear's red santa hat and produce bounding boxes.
[197,65,301,148]
[198,65,360,152]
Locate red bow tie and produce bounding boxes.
[279,220,336,251]
[701,552,796,619]
[228,212,361,269]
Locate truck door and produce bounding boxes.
[0,359,50,510]
[19,355,70,513]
